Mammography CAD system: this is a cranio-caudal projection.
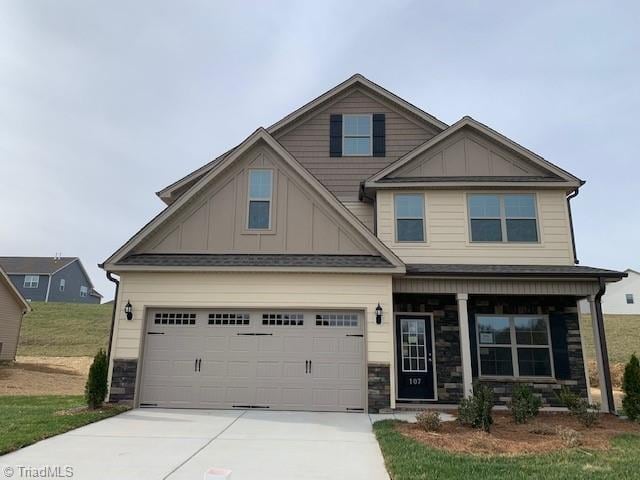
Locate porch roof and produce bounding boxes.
[404,264,626,279]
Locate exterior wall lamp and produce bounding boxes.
[124,300,133,321]
[375,303,383,325]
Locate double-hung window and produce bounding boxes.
[247,170,273,230]
[468,193,538,242]
[59,279,65,292]
[23,275,39,288]
[626,294,635,304]
[477,315,553,378]
[395,194,425,242]
[80,286,88,297]
[342,115,372,156]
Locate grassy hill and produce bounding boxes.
[579,314,640,364]
[18,302,112,357]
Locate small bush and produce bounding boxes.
[622,354,640,421]
[556,426,582,448]
[509,384,542,424]
[458,384,494,432]
[85,349,108,409]
[557,387,600,427]
[416,411,441,432]
[529,425,556,436]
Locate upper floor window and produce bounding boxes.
[59,279,65,292]
[468,194,538,243]
[23,275,39,289]
[395,194,425,242]
[477,315,553,378]
[626,294,635,304]
[342,115,372,156]
[80,286,88,297]
[247,170,272,230]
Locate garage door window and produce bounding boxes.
[315,313,359,327]
[262,313,304,326]
[209,313,250,326]
[154,312,196,325]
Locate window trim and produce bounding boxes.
[59,278,65,292]
[342,114,373,157]
[246,169,274,231]
[467,193,540,244]
[23,275,39,289]
[79,285,88,297]
[626,293,635,305]
[394,193,426,243]
[475,314,555,380]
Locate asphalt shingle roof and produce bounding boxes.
[118,254,393,268]
[0,256,77,274]
[405,264,626,278]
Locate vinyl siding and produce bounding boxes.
[0,282,24,360]
[276,88,438,201]
[108,271,395,404]
[343,201,375,232]
[377,189,574,265]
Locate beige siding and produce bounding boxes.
[391,128,548,178]
[277,88,438,201]
[108,271,396,405]
[377,189,574,265]
[0,282,24,361]
[343,201,375,232]
[137,143,377,256]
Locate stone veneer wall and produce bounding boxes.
[470,296,588,407]
[368,363,391,413]
[109,359,137,404]
[394,294,464,404]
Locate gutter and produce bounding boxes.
[567,188,581,264]
[594,277,615,413]
[106,272,119,359]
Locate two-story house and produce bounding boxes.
[0,256,103,304]
[102,75,624,413]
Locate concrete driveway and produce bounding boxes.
[1,409,389,480]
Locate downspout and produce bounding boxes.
[106,272,119,359]
[594,277,615,413]
[567,188,580,264]
[44,274,52,302]
[359,181,378,235]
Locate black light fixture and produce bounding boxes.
[375,303,383,325]
[124,300,133,321]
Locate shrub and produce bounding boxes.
[85,349,108,409]
[556,426,582,448]
[458,384,494,432]
[509,384,542,424]
[557,387,600,427]
[416,411,441,432]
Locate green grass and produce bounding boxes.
[0,395,128,455]
[18,302,112,356]
[373,420,640,479]
[580,314,640,364]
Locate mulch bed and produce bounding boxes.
[398,412,640,456]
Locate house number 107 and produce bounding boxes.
[409,378,422,385]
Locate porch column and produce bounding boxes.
[456,293,474,399]
[588,295,612,413]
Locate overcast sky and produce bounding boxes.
[1,1,638,301]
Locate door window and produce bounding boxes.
[400,318,428,372]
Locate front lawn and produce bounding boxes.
[373,420,640,479]
[0,395,128,455]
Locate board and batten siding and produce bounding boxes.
[108,271,396,405]
[377,189,574,265]
[276,88,438,201]
[0,282,24,360]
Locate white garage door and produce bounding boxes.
[139,309,365,412]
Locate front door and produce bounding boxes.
[395,315,435,400]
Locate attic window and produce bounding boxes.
[343,115,372,156]
[247,170,273,230]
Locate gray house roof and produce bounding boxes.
[118,254,393,268]
[405,264,627,279]
[0,256,77,275]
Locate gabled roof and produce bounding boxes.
[0,256,77,275]
[103,128,405,273]
[156,74,449,204]
[366,116,583,188]
[0,265,31,312]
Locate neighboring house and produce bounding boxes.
[0,265,30,360]
[0,257,102,304]
[580,269,640,315]
[102,74,625,414]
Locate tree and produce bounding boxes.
[85,349,108,409]
[622,353,640,421]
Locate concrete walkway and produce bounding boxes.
[0,409,389,480]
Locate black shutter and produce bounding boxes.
[329,114,342,157]
[468,311,479,377]
[549,313,571,380]
[372,113,386,157]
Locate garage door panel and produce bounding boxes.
[283,336,308,353]
[204,336,228,352]
[227,361,253,378]
[256,336,284,353]
[312,337,339,354]
[228,336,257,351]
